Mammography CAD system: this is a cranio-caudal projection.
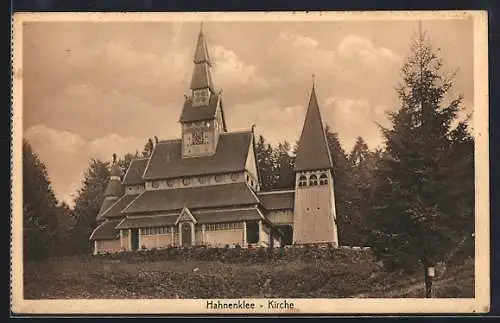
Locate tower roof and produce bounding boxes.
[104,159,124,198]
[294,83,333,172]
[193,26,212,65]
[189,25,215,93]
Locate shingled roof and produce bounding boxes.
[122,158,148,185]
[97,193,140,221]
[89,219,121,241]
[116,214,178,230]
[179,93,220,123]
[122,182,260,214]
[142,131,253,180]
[97,197,119,219]
[257,190,295,211]
[103,179,125,198]
[294,85,333,172]
[117,208,264,229]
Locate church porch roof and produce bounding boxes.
[116,207,265,229]
[97,193,141,221]
[89,219,121,241]
[257,190,295,211]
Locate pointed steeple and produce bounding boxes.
[190,23,215,92]
[294,79,333,172]
[104,154,124,198]
[193,23,212,65]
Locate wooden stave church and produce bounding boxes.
[89,26,339,254]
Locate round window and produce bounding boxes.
[182,178,191,186]
[152,181,159,188]
[230,173,239,181]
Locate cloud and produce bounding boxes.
[273,32,338,79]
[26,82,181,142]
[337,35,402,70]
[211,45,281,91]
[229,98,306,146]
[25,125,145,206]
[323,96,389,151]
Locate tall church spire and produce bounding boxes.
[294,80,333,172]
[190,23,214,93]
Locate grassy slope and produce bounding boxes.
[24,251,474,299]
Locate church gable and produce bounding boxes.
[175,207,198,224]
[245,135,259,185]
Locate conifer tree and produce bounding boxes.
[71,159,110,254]
[324,125,355,244]
[255,135,275,190]
[273,141,295,189]
[370,27,471,270]
[22,139,60,260]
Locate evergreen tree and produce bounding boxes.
[255,135,275,190]
[71,159,110,254]
[22,140,60,260]
[53,201,77,256]
[273,141,295,189]
[324,125,355,245]
[347,137,379,245]
[369,28,469,270]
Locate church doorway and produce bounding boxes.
[181,223,192,247]
[130,229,139,251]
[276,225,293,246]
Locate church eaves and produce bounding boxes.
[294,84,333,172]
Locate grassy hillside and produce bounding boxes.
[24,247,474,299]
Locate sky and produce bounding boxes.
[21,16,474,206]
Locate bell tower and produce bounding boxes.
[179,23,227,159]
[292,80,339,246]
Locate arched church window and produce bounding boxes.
[309,174,318,186]
[182,178,191,186]
[319,173,328,185]
[298,175,307,187]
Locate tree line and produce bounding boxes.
[23,29,474,272]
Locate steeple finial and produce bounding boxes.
[312,73,316,89]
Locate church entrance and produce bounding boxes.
[181,223,192,247]
[130,229,139,251]
[276,225,293,246]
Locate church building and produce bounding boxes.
[90,26,339,254]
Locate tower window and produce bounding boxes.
[309,174,318,186]
[298,175,307,187]
[182,178,191,186]
[319,173,328,185]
